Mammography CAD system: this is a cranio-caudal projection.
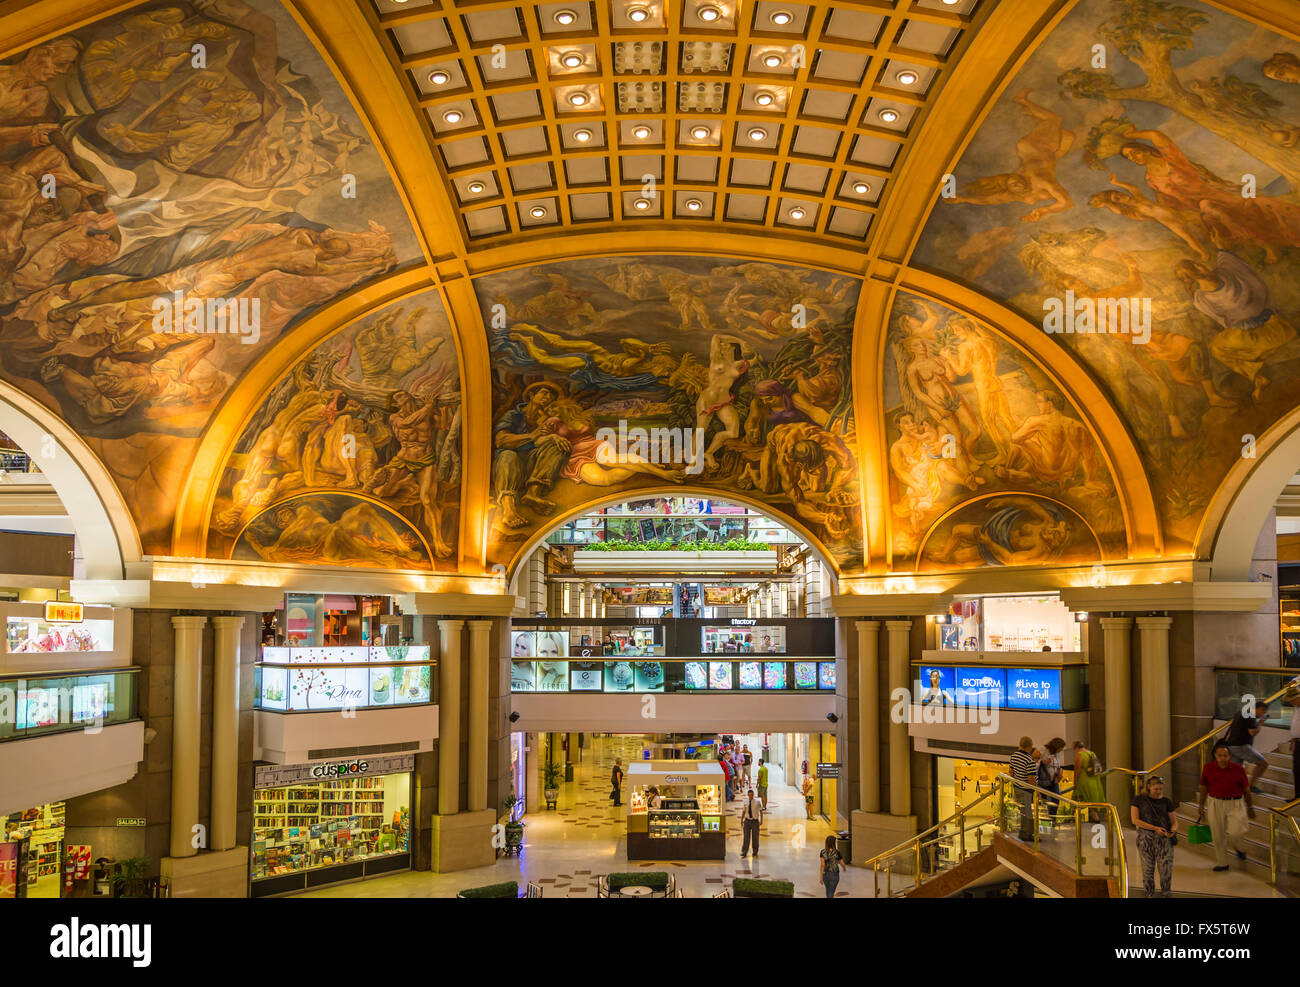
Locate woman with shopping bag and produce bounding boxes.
[1195,742,1255,872]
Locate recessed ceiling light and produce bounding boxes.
[568,91,589,106]
[754,91,775,107]
[467,180,486,194]
[896,70,918,85]
[574,128,593,143]
[627,4,650,21]
[698,4,721,22]
[562,52,585,68]
[530,205,548,218]
[690,125,711,139]
[941,0,959,4]
[554,9,577,24]
[878,108,900,123]
[770,10,793,25]
[789,206,806,220]
[747,127,767,141]
[685,198,703,211]
[442,109,463,124]
[429,70,449,85]
[632,124,652,139]
[633,197,652,210]
[762,53,783,68]
[853,181,870,195]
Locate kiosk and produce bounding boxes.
[625,761,727,860]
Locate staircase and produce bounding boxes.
[1173,741,1294,881]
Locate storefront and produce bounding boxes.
[933,755,1076,824]
[250,753,414,897]
[2,801,66,898]
[935,594,1082,653]
[625,761,726,860]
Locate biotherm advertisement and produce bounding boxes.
[917,666,958,705]
[955,668,1005,707]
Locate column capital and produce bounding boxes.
[437,618,465,632]
[171,615,208,630]
[884,619,913,632]
[211,615,246,629]
[466,618,494,631]
[855,619,882,631]
[1098,616,1134,630]
[1135,615,1173,630]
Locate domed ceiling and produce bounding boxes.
[0,0,1296,585]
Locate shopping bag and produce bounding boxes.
[1186,823,1213,845]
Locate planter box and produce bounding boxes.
[572,550,777,573]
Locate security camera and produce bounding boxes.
[508,711,520,723]
[826,713,838,724]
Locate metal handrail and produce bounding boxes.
[863,774,1127,898]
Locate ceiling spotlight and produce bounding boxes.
[568,91,589,106]
[878,108,900,123]
[530,205,547,218]
[691,125,711,139]
[789,206,806,220]
[685,198,703,211]
[633,197,652,210]
[762,53,783,68]
[554,9,577,24]
[754,91,775,107]
[896,70,918,85]
[632,124,652,139]
[941,0,960,4]
[747,127,767,141]
[627,4,650,22]
[770,10,793,25]
[698,4,721,22]
[442,109,463,124]
[561,52,585,68]
[467,180,486,194]
[853,181,870,195]
[429,70,449,85]
[573,128,593,142]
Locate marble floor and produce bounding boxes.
[299,735,1281,899]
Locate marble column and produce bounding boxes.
[210,616,244,852]
[438,619,464,815]
[466,619,492,813]
[1100,616,1134,805]
[856,620,881,813]
[1137,616,1173,774]
[885,619,912,816]
[170,615,206,858]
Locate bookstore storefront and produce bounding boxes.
[250,753,414,897]
[2,801,68,898]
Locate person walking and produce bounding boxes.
[1223,701,1271,794]
[742,745,753,786]
[739,790,763,857]
[1289,680,1300,799]
[1131,775,1178,897]
[1009,736,1038,840]
[1071,740,1106,820]
[1038,737,1065,822]
[801,773,815,819]
[819,835,846,898]
[610,758,624,807]
[1196,741,1255,871]
[756,758,769,809]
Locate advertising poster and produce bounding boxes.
[956,668,1006,707]
[818,661,836,690]
[535,661,568,691]
[709,661,733,689]
[764,662,787,690]
[917,666,958,705]
[511,661,536,691]
[534,631,568,659]
[1005,668,1062,710]
[794,661,818,689]
[739,661,762,689]
[510,631,536,658]
[604,661,635,692]
[684,661,707,690]
[570,662,602,691]
[633,661,664,692]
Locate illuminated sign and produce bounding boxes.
[1005,668,1062,711]
[44,602,83,623]
[730,618,757,626]
[310,759,369,779]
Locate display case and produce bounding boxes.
[648,810,701,839]
[625,761,727,860]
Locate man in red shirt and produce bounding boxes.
[1196,742,1255,871]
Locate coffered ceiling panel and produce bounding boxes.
[365,0,986,246]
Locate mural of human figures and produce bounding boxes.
[0,0,421,550]
[475,257,863,570]
[884,293,1123,565]
[232,494,434,570]
[207,292,461,570]
[914,0,1300,553]
[917,495,1101,572]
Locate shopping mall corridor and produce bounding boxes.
[301,736,866,898]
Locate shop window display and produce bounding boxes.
[3,802,64,898]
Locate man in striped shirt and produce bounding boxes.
[1010,736,1039,840]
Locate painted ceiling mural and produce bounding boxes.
[475,257,863,571]
[206,290,460,571]
[884,293,1122,569]
[913,0,1300,554]
[0,0,421,551]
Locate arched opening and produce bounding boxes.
[0,385,140,581]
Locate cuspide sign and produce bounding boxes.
[254,752,415,789]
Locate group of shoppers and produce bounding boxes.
[1009,736,1106,839]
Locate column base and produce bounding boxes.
[161,847,249,897]
[430,809,496,872]
[850,810,917,867]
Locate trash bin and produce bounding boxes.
[835,831,851,864]
[564,761,574,782]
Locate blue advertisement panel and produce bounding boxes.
[916,666,957,705]
[1005,668,1062,710]
[955,667,1005,707]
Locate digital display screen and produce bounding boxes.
[634,661,664,692]
[604,661,635,692]
[818,661,836,690]
[955,667,1005,707]
[1005,668,1062,710]
[916,666,957,705]
[739,661,762,689]
[510,661,536,692]
[764,662,787,690]
[684,661,707,690]
[794,661,818,689]
[709,661,733,690]
[569,662,602,692]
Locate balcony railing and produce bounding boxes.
[0,666,139,742]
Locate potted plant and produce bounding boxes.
[543,760,563,808]
[112,857,151,899]
[502,794,524,850]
